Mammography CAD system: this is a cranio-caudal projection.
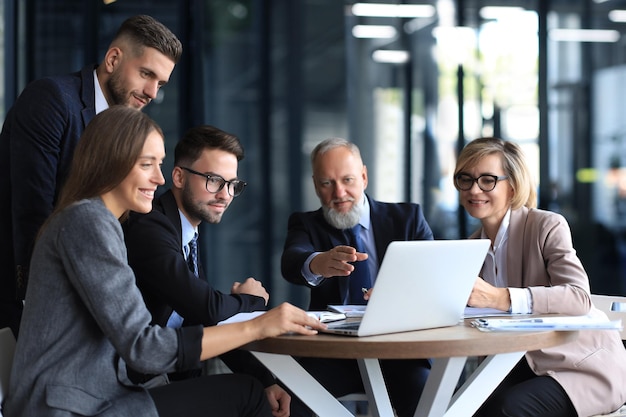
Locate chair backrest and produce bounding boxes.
[591,293,626,341]
[0,327,16,417]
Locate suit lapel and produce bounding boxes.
[157,190,184,249]
[80,65,97,125]
[313,210,351,303]
[155,191,190,317]
[507,207,529,287]
[330,222,349,302]
[367,196,389,267]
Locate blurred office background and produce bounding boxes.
[3,0,626,308]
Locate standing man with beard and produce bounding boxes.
[0,15,182,337]
[123,126,298,417]
[280,137,434,417]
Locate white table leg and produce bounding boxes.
[250,351,354,417]
[357,358,395,417]
[445,351,525,417]
[414,351,525,417]
[414,356,467,417]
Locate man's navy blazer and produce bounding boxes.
[281,194,434,310]
[124,190,266,327]
[123,190,274,385]
[0,64,97,302]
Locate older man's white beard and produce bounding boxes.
[322,200,363,230]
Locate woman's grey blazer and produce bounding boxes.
[5,198,203,417]
[472,206,626,416]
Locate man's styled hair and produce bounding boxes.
[174,125,245,167]
[112,14,183,63]
[310,137,362,167]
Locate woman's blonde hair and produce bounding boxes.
[454,137,537,209]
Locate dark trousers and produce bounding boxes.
[292,357,431,417]
[473,356,577,417]
[149,373,273,417]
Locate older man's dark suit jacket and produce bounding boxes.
[281,195,434,310]
[0,65,97,333]
[123,190,274,385]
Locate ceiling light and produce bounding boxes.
[352,25,397,39]
[609,10,626,22]
[479,6,525,20]
[351,3,435,18]
[431,26,475,43]
[372,50,410,64]
[549,28,620,43]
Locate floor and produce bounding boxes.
[205,355,626,417]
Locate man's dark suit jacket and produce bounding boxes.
[123,189,274,385]
[281,194,434,310]
[0,65,97,332]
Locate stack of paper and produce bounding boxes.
[327,305,366,318]
[307,311,347,323]
[217,311,348,325]
[471,315,623,332]
[217,311,265,325]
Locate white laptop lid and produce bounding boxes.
[323,239,490,337]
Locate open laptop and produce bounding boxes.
[320,239,490,337]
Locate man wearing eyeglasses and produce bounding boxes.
[123,125,296,417]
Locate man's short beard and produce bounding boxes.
[105,70,127,106]
[181,184,225,224]
[322,197,363,230]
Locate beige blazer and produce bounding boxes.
[472,206,626,416]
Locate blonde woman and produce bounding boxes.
[456,137,626,417]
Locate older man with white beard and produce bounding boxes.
[280,137,434,417]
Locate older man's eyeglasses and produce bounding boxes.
[180,167,247,197]
[454,173,508,192]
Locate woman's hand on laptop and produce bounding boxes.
[251,303,327,337]
[467,277,511,312]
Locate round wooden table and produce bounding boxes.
[243,320,577,358]
[242,322,578,417]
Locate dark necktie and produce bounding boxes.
[347,224,371,305]
[187,233,199,277]
[167,233,199,328]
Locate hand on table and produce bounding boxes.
[232,277,270,305]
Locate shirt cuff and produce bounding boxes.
[302,252,324,286]
[508,287,533,314]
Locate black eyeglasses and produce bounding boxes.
[454,173,509,192]
[180,167,247,197]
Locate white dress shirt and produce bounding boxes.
[481,208,532,314]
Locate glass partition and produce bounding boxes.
[4,0,626,305]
